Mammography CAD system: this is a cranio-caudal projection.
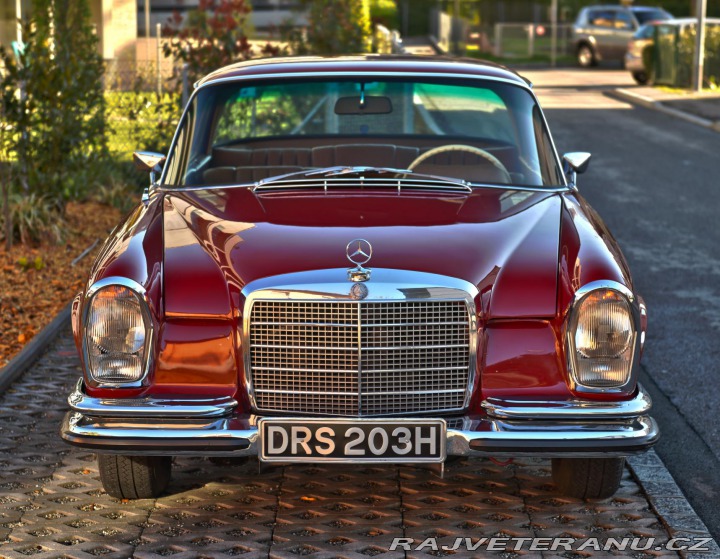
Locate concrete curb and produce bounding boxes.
[628,451,720,558]
[612,88,720,133]
[0,301,72,394]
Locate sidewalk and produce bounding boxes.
[613,85,720,131]
[1,328,719,557]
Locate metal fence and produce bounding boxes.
[102,58,183,165]
[100,23,187,162]
[103,56,178,94]
[654,21,720,87]
[492,23,574,59]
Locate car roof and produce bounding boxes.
[197,55,528,89]
[581,4,664,11]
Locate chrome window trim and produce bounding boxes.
[173,177,569,194]
[195,71,533,91]
[241,268,479,417]
[158,70,568,192]
[81,276,155,389]
[565,280,642,395]
[482,383,652,419]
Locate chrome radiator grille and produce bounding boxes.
[248,299,472,416]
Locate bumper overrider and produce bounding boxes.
[60,379,659,458]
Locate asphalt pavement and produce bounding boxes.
[523,67,720,542]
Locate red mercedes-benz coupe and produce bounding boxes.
[61,56,657,500]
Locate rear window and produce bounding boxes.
[588,10,616,28]
[615,11,634,30]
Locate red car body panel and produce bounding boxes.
[162,187,560,319]
[79,185,638,408]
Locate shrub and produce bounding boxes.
[0,193,64,246]
[94,180,143,213]
[676,24,720,88]
[105,90,182,160]
[292,0,373,55]
[1,35,26,249]
[370,0,398,29]
[16,0,107,203]
[0,0,107,246]
[162,0,282,87]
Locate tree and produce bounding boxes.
[0,82,13,249]
[294,0,373,55]
[0,0,106,246]
[370,0,399,29]
[163,0,281,87]
[20,0,107,205]
[0,34,28,249]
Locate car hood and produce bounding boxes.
[162,186,562,319]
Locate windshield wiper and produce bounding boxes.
[305,165,412,177]
[253,166,472,192]
[254,166,408,189]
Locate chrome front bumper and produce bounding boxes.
[60,380,659,459]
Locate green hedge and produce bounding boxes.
[105,91,181,161]
[677,24,720,88]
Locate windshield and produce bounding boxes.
[163,77,564,189]
[632,8,672,24]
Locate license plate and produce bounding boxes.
[258,418,446,463]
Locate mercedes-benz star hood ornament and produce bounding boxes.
[346,239,372,282]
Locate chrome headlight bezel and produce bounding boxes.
[566,280,642,394]
[81,277,154,388]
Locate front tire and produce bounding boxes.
[98,455,171,499]
[552,457,624,499]
[577,44,597,68]
[632,71,649,85]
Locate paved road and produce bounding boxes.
[523,67,720,541]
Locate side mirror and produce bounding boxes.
[133,151,166,186]
[562,152,591,188]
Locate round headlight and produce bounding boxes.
[84,284,150,385]
[569,287,637,390]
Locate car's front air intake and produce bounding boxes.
[248,299,472,416]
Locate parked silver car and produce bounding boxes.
[625,22,659,84]
[625,17,720,84]
[573,5,672,67]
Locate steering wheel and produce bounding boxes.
[407,144,512,184]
